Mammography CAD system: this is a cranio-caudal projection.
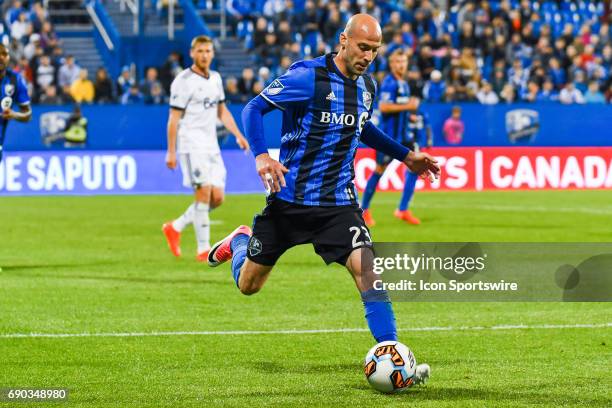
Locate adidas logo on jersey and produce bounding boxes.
[326,91,336,101]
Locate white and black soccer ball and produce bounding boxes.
[364,341,417,393]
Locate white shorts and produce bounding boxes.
[179,152,226,189]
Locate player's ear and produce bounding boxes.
[339,32,347,50]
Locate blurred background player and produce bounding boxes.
[360,49,420,227]
[0,43,32,163]
[162,36,249,261]
[398,110,434,225]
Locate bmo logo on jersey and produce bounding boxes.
[320,111,369,131]
[320,112,355,126]
[202,97,219,110]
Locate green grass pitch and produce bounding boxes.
[1,191,611,407]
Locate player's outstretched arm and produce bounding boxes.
[218,102,249,151]
[241,95,288,192]
[361,121,440,182]
[2,105,32,122]
[378,97,420,114]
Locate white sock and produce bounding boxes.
[172,203,195,232]
[193,202,210,253]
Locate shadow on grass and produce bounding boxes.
[253,361,603,405]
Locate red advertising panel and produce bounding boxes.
[354,147,612,192]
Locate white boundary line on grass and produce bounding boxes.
[1,323,610,339]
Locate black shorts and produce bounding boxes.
[247,198,373,266]
[376,141,417,166]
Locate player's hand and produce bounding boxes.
[236,135,250,151]
[404,151,440,183]
[408,97,420,110]
[165,150,177,169]
[2,109,14,120]
[256,153,288,193]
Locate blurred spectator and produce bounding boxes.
[146,82,167,105]
[258,66,272,87]
[500,83,516,103]
[559,83,585,104]
[39,21,58,51]
[5,0,25,27]
[252,81,264,95]
[94,67,115,103]
[507,59,528,93]
[238,67,256,97]
[422,70,445,102]
[276,21,293,50]
[159,52,183,93]
[117,66,136,96]
[23,33,40,61]
[263,0,287,22]
[296,0,320,54]
[29,2,48,33]
[252,17,269,50]
[442,106,464,145]
[547,57,566,89]
[38,85,63,105]
[140,67,163,99]
[583,82,606,104]
[520,81,539,102]
[70,69,95,104]
[323,8,342,43]
[121,84,144,104]
[275,55,293,77]
[8,37,25,62]
[13,55,33,84]
[11,11,31,42]
[407,66,424,98]
[58,56,81,96]
[35,55,55,94]
[224,76,243,103]
[573,70,588,94]
[256,33,282,67]
[476,81,499,105]
[537,79,559,102]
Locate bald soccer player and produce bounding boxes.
[208,15,439,381]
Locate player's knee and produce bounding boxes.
[211,195,224,209]
[239,282,261,296]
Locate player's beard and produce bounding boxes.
[195,60,211,75]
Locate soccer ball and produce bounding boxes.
[364,341,417,393]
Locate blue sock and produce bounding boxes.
[361,172,382,210]
[398,171,418,211]
[361,289,398,342]
[230,234,249,288]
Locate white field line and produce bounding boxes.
[0,323,610,339]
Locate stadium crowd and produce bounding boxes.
[4,0,178,105]
[4,0,612,105]
[230,0,612,104]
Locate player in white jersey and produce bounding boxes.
[163,35,249,261]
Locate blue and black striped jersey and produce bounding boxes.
[260,53,376,206]
[379,74,410,143]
